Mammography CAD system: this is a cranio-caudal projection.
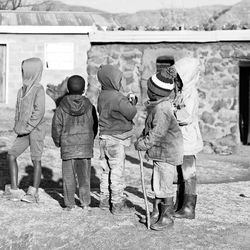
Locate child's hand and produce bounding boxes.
[127,93,138,105]
[134,139,144,151]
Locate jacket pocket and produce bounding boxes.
[30,122,46,140]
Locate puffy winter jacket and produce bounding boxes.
[97,65,137,137]
[136,98,183,166]
[52,95,98,160]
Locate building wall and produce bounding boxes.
[0,33,91,109]
[87,42,249,148]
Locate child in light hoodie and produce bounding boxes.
[172,57,203,219]
[5,57,45,203]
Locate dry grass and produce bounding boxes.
[0,108,250,250]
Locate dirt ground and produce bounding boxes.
[0,108,250,250]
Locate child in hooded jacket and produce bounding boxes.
[52,75,98,211]
[135,67,183,231]
[172,57,203,220]
[5,57,45,203]
[97,64,137,215]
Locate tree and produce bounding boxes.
[0,0,22,10]
[0,0,46,10]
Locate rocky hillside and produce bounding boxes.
[215,0,250,28]
[30,0,249,30]
[31,0,105,13]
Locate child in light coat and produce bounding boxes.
[173,57,203,219]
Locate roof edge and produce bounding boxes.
[0,25,94,34]
[89,30,250,43]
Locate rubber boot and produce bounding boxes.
[174,165,185,212]
[174,194,197,219]
[140,197,162,225]
[174,182,185,212]
[150,197,174,231]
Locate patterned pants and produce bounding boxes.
[99,136,130,204]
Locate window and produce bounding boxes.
[156,56,175,73]
[45,43,74,70]
[0,45,7,103]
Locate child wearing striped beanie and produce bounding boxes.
[135,67,184,231]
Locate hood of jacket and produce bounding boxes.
[174,57,200,94]
[97,64,122,91]
[22,57,43,96]
[60,95,91,116]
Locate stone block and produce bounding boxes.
[207,57,222,64]
[215,134,236,146]
[214,65,224,72]
[228,66,238,75]
[212,99,228,112]
[88,55,106,65]
[201,111,215,125]
[87,64,98,75]
[201,124,221,141]
[198,89,206,100]
[218,109,237,122]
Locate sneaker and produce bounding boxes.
[63,206,84,212]
[63,206,76,211]
[99,196,110,210]
[3,185,25,201]
[111,199,135,216]
[21,186,39,203]
[82,205,91,214]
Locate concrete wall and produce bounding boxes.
[0,34,91,109]
[87,42,249,149]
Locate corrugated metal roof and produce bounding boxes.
[0,11,118,27]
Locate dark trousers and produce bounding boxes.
[62,158,91,207]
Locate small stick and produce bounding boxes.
[138,151,150,229]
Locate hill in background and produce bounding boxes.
[29,0,250,30]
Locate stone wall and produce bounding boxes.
[87,42,250,150]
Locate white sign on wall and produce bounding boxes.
[45,43,74,70]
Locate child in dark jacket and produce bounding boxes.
[135,67,183,231]
[52,75,98,211]
[97,64,137,215]
[5,57,45,203]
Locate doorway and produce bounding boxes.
[156,56,174,73]
[239,61,250,144]
[0,45,7,103]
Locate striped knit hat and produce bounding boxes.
[147,66,177,97]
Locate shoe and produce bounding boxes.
[174,194,197,219]
[63,206,76,211]
[99,196,110,210]
[150,197,174,231]
[3,185,25,201]
[140,198,162,225]
[21,186,39,203]
[111,199,135,216]
[82,205,91,214]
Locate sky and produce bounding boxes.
[59,0,241,13]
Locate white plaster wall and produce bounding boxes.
[0,33,91,110]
